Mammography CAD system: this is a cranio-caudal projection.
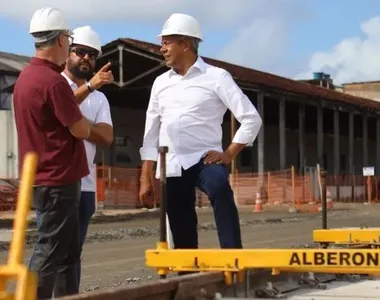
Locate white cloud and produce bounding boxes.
[294,16,380,85]
[216,0,311,73]
[217,15,290,72]
[0,0,174,22]
[0,0,308,74]
[0,0,278,25]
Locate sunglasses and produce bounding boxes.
[70,48,98,60]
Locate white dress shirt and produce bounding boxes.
[61,72,113,192]
[140,57,262,179]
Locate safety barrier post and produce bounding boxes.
[8,153,37,266]
[157,146,169,279]
[267,172,271,203]
[3,152,38,300]
[321,170,327,230]
[291,166,296,210]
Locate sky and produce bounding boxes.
[0,0,379,85]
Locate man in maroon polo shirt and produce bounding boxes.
[13,7,93,300]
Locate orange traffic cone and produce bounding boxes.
[326,190,333,210]
[254,192,263,212]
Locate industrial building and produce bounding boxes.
[1,39,379,206]
[92,39,380,177]
[341,80,380,102]
[0,51,29,180]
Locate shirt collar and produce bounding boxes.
[61,71,78,89]
[30,57,65,73]
[169,56,206,77]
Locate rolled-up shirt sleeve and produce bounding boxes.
[139,80,160,161]
[95,95,113,126]
[216,70,262,145]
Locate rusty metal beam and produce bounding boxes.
[60,272,225,300]
[58,267,375,300]
[122,64,165,87]
[97,48,119,60]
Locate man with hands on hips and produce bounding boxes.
[139,13,263,263]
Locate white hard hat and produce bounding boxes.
[72,26,102,54]
[29,7,71,35]
[157,13,202,41]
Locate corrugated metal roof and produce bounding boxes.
[102,38,380,111]
[0,51,30,73]
[343,80,380,86]
[0,62,18,73]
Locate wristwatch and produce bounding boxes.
[86,81,95,93]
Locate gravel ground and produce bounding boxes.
[0,204,379,294]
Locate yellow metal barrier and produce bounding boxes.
[0,152,38,300]
[313,228,380,244]
[145,145,380,285]
[145,247,380,284]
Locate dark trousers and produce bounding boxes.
[76,191,96,286]
[34,191,96,290]
[29,181,81,300]
[166,160,243,249]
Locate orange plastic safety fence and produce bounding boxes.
[325,174,380,203]
[2,166,378,212]
[0,182,17,212]
[96,166,141,208]
[94,166,380,209]
[229,168,313,207]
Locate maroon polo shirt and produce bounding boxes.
[13,57,89,186]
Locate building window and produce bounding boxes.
[116,154,131,163]
[340,153,346,173]
[240,147,252,167]
[323,152,328,170]
[115,136,127,147]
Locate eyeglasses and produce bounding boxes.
[62,33,73,45]
[70,48,98,60]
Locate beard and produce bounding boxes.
[68,62,94,80]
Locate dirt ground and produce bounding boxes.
[0,203,379,294]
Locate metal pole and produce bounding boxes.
[158,146,169,279]
[159,146,168,244]
[321,171,327,230]
[8,152,38,266]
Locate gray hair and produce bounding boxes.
[179,36,200,55]
[189,38,200,55]
[32,30,62,49]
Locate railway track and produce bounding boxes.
[61,240,380,300]
[59,155,380,300]
[60,268,378,299]
[5,152,380,299]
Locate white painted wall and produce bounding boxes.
[0,95,18,179]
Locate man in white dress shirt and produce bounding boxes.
[61,26,113,286]
[139,13,262,257]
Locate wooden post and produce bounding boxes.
[151,171,157,208]
[230,113,238,205]
[230,113,237,175]
[267,172,271,204]
[291,166,296,209]
[367,176,372,204]
[317,164,322,203]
